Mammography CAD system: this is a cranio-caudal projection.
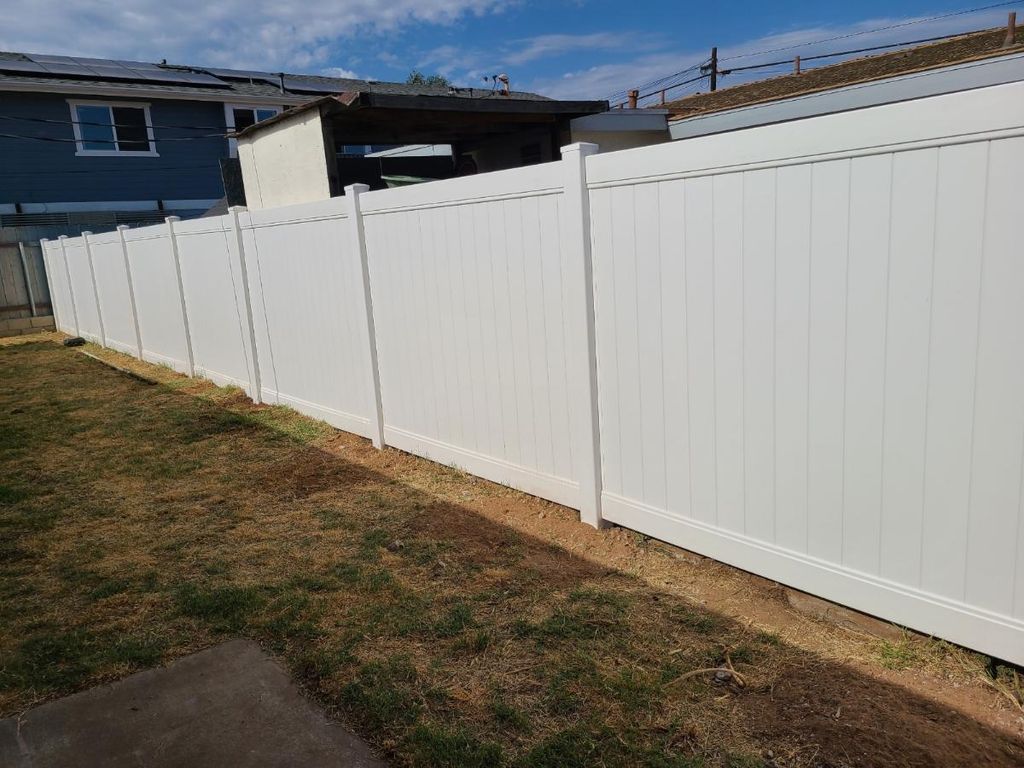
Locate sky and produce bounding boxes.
[0,1,1017,102]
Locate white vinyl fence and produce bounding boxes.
[43,80,1024,665]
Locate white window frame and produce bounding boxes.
[224,103,282,157]
[67,99,158,157]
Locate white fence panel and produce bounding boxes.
[33,81,1024,665]
[241,198,373,436]
[61,239,102,343]
[123,226,191,373]
[41,240,74,334]
[87,232,136,355]
[361,164,580,508]
[173,216,254,392]
[587,81,1024,664]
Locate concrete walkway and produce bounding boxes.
[0,640,386,767]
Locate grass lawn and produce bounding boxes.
[1,338,1022,767]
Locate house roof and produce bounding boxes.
[231,91,609,144]
[0,51,552,105]
[665,26,1024,120]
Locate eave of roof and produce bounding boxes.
[230,91,609,139]
[664,26,1024,121]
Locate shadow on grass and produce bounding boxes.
[0,341,1021,768]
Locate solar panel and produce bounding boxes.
[0,59,48,74]
[37,62,99,76]
[30,54,78,64]
[20,53,228,87]
[281,76,345,93]
[161,70,227,86]
[206,67,279,84]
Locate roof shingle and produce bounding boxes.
[666,27,1024,120]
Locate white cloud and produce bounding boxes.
[322,66,361,79]
[503,31,637,65]
[0,0,509,71]
[525,8,1016,100]
[414,30,660,88]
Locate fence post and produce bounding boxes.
[560,142,605,529]
[81,231,107,348]
[17,242,37,317]
[39,238,58,329]
[344,184,386,449]
[227,206,263,404]
[58,235,81,337]
[117,225,144,360]
[165,216,195,377]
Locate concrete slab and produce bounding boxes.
[0,640,386,768]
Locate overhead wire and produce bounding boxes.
[719,0,1017,61]
[0,132,227,143]
[610,0,1017,105]
[0,113,232,132]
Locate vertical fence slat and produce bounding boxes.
[345,184,386,449]
[228,206,263,404]
[560,142,604,528]
[17,242,37,317]
[58,235,81,337]
[82,231,107,348]
[165,216,195,377]
[39,239,58,330]
[117,225,144,360]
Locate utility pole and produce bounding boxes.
[710,46,718,91]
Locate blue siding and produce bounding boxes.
[0,93,230,204]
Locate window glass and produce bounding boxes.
[255,109,277,122]
[233,108,256,131]
[112,107,149,152]
[76,105,114,150]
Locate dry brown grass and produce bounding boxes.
[1,335,1022,767]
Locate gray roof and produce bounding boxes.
[0,51,551,103]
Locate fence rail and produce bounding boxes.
[42,80,1024,665]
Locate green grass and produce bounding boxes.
[175,584,266,632]
[879,637,924,670]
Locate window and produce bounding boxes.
[68,101,156,156]
[225,104,281,157]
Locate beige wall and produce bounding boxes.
[570,128,670,153]
[238,110,333,210]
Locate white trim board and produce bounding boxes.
[260,388,373,440]
[600,493,1024,665]
[383,425,581,510]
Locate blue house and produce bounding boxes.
[0,52,473,240]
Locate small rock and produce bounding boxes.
[713,670,732,685]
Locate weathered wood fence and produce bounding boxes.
[0,241,54,336]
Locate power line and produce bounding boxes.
[0,132,227,144]
[718,31,971,75]
[611,0,1017,105]
[0,114,232,132]
[0,165,222,176]
[720,0,1017,61]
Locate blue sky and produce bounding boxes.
[0,1,1016,101]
